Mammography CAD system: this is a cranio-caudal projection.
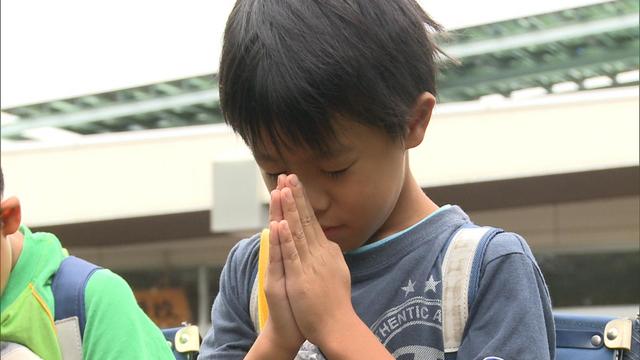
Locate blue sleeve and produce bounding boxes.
[198,235,261,360]
[456,233,556,360]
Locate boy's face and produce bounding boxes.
[1,226,11,295]
[1,196,21,295]
[254,118,410,252]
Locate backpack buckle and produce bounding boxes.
[175,323,200,353]
[604,318,632,350]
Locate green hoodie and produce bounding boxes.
[0,227,173,360]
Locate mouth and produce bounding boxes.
[321,225,343,238]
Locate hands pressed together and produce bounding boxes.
[261,174,354,356]
[246,173,394,360]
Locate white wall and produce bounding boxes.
[412,87,639,186]
[1,87,638,226]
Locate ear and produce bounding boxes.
[404,92,436,149]
[1,197,22,235]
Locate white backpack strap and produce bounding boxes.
[249,274,260,332]
[55,316,83,360]
[442,226,491,353]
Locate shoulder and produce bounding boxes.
[208,233,262,337]
[229,233,261,265]
[85,268,136,304]
[223,233,261,279]
[476,230,551,299]
[476,230,547,291]
[460,229,555,358]
[482,230,536,266]
[83,268,150,334]
[82,269,174,359]
[215,232,262,304]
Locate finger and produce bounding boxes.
[268,221,284,276]
[269,189,283,222]
[287,174,323,247]
[278,220,304,278]
[277,174,286,190]
[281,187,311,262]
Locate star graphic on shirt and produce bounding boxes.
[401,279,416,297]
[424,275,440,294]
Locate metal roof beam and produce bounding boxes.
[2,89,220,137]
[438,38,639,100]
[444,14,638,59]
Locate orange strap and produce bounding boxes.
[257,229,270,330]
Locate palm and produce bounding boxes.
[262,176,304,350]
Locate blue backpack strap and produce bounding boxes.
[467,227,503,306]
[51,256,102,339]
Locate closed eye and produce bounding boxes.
[266,172,283,181]
[326,167,349,179]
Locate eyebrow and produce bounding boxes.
[253,142,353,163]
[253,151,277,163]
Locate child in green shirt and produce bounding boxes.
[0,166,174,360]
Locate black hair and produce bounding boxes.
[219,0,443,154]
[0,166,4,199]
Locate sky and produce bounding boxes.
[1,0,610,108]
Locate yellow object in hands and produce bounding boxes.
[257,229,270,331]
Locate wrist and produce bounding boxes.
[315,310,364,354]
[314,311,393,360]
[260,321,303,356]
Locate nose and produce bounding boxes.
[303,182,330,217]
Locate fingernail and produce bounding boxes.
[289,174,299,187]
[284,188,293,201]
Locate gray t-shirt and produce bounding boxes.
[199,206,555,360]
